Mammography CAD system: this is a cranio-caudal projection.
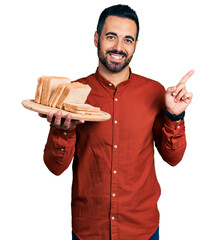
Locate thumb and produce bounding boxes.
[166,86,176,94]
[38,113,47,118]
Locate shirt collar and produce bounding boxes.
[95,68,133,88]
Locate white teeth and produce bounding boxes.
[111,54,122,59]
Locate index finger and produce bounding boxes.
[178,70,195,85]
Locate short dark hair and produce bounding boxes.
[96,4,139,40]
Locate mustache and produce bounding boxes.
[106,50,127,58]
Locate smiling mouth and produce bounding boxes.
[109,54,124,60]
[107,50,127,60]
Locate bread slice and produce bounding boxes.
[35,76,45,103]
[48,83,68,108]
[63,103,100,112]
[63,103,101,115]
[56,82,91,109]
[40,76,71,106]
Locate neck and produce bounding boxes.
[98,62,130,87]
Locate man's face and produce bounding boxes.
[95,16,138,73]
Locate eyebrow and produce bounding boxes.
[105,32,135,42]
[105,32,117,37]
[125,35,135,42]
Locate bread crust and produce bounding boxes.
[36,76,71,106]
[34,76,44,103]
[40,76,50,105]
[63,103,101,115]
[48,83,68,107]
[56,82,91,109]
[63,103,100,112]
[34,77,92,110]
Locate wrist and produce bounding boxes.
[166,110,185,121]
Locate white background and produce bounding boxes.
[0,0,215,239]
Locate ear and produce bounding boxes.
[94,31,99,47]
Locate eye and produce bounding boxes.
[125,39,133,44]
[107,35,116,40]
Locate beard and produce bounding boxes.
[97,41,134,73]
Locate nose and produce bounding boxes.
[114,39,123,52]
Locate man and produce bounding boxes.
[41,4,194,240]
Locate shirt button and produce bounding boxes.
[177,126,180,129]
[114,120,118,124]
[114,145,118,149]
[112,193,116,197]
[63,132,67,135]
[114,98,118,102]
[109,83,112,86]
[113,170,117,174]
[112,216,115,220]
[61,148,64,152]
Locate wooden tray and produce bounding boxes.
[22,99,111,122]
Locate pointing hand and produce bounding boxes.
[165,70,194,115]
